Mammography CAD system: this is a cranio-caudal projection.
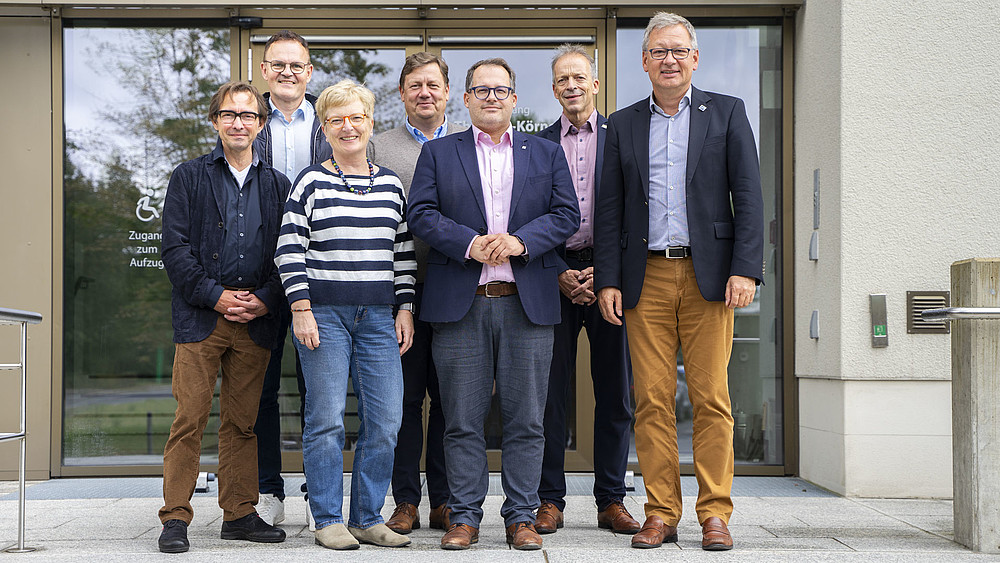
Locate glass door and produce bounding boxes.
[616,18,785,468]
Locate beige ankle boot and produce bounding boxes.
[315,523,360,550]
[348,523,411,547]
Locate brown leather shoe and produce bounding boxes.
[441,523,478,550]
[386,503,419,534]
[701,516,733,551]
[429,504,451,530]
[533,502,563,534]
[505,522,542,550]
[630,515,678,549]
[597,500,642,534]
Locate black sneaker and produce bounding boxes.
[158,519,189,553]
[221,512,286,543]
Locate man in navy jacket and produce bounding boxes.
[595,12,764,552]
[407,58,579,551]
[157,81,289,554]
[533,44,638,537]
[251,30,333,529]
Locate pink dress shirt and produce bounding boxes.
[559,110,597,251]
[469,125,516,284]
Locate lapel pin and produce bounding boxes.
[601,123,607,129]
[698,104,707,112]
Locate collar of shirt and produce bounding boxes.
[405,116,449,144]
[269,96,311,125]
[471,123,513,149]
[211,140,261,169]
[559,109,597,137]
[649,85,693,118]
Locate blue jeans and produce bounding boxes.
[294,304,403,529]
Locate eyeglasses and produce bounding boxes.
[263,60,310,74]
[214,110,262,125]
[646,48,693,61]
[324,113,368,128]
[467,86,514,100]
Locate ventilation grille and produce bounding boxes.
[906,291,950,334]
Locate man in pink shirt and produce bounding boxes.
[407,58,579,551]
[534,44,639,538]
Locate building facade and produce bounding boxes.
[1,0,995,498]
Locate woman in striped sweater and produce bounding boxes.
[275,79,416,551]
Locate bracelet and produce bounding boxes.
[291,308,311,312]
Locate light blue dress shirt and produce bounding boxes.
[405,116,449,145]
[647,87,692,249]
[268,97,315,183]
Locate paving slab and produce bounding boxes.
[2,475,997,562]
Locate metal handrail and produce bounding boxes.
[0,308,42,325]
[0,306,41,554]
[921,307,1000,321]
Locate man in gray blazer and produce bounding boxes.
[369,52,462,536]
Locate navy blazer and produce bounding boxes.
[407,127,581,325]
[536,112,607,273]
[594,87,764,306]
[161,142,291,348]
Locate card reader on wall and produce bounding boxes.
[869,294,888,348]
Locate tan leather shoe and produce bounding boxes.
[429,504,451,530]
[533,501,563,534]
[441,523,479,550]
[506,522,542,550]
[701,516,733,551]
[386,502,419,534]
[630,515,678,549]
[597,500,642,534]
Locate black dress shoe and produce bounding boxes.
[158,519,189,553]
[221,512,286,543]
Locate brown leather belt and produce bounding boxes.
[475,282,517,297]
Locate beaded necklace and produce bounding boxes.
[331,158,375,195]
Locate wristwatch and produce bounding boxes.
[399,303,414,312]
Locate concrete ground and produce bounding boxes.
[0,475,994,561]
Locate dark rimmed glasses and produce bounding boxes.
[646,47,693,60]
[263,60,310,74]
[467,86,514,100]
[214,110,262,125]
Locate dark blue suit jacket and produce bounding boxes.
[594,87,764,307]
[407,128,581,325]
[161,142,290,348]
[536,112,607,273]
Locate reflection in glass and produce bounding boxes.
[440,48,564,134]
[617,23,784,466]
[309,48,405,134]
[63,25,231,465]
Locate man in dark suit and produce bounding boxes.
[594,12,764,552]
[533,44,639,537]
[407,58,579,551]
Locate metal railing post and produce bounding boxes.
[922,258,1000,554]
[0,307,42,554]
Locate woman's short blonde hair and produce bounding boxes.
[315,79,376,124]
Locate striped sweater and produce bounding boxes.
[275,163,416,307]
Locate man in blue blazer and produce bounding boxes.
[532,45,638,537]
[407,58,580,551]
[594,13,764,552]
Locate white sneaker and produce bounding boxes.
[256,493,285,526]
[305,494,316,532]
